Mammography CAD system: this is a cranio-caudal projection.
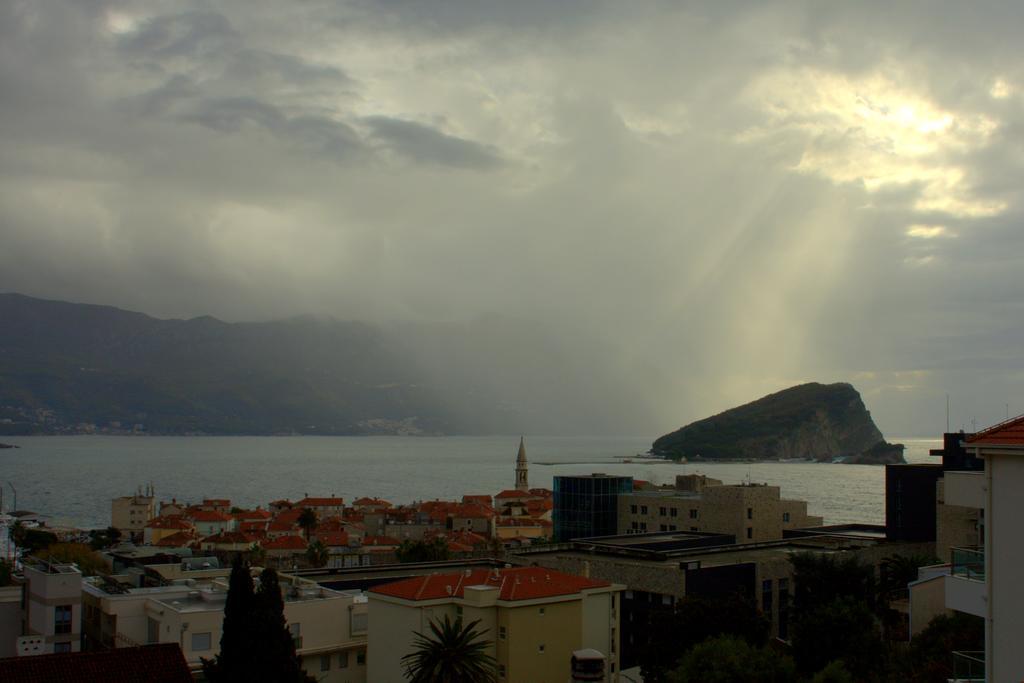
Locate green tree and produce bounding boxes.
[88,527,122,550]
[791,597,883,679]
[202,559,257,683]
[810,661,856,683]
[202,564,313,683]
[894,612,984,683]
[251,568,314,683]
[667,636,795,683]
[401,615,498,683]
[638,592,770,683]
[297,508,318,541]
[10,522,57,554]
[396,537,450,563]
[37,543,106,576]
[790,552,877,616]
[305,540,328,568]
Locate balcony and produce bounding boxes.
[951,547,985,582]
[951,650,984,682]
[946,547,986,618]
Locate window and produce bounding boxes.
[747,507,753,520]
[783,512,790,523]
[639,522,647,531]
[147,617,159,644]
[320,655,331,672]
[689,508,698,519]
[659,524,667,531]
[690,526,698,531]
[670,507,678,517]
[356,649,366,665]
[499,664,507,678]
[339,651,349,668]
[659,507,667,516]
[539,607,545,615]
[631,521,638,530]
[54,605,72,635]
[630,504,637,514]
[538,644,546,653]
[669,525,677,531]
[640,505,648,515]
[456,605,463,617]
[746,527,753,539]
[762,579,773,615]
[499,626,507,640]
[191,632,212,651]
[54,642,71,654]
[289,623,302,649]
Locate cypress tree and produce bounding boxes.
[202,558,256,682]
[251,568,314,683]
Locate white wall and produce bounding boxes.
[989,455,1024,683]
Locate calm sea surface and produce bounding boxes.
[0,435,938,529]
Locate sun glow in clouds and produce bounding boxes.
[740,67,1004,219]
[906,224,952,239]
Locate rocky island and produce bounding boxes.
[651,382,905,464]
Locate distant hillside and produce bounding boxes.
[0,291,643,436]
[651,382,904,464]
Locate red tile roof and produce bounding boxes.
[263,535,307,551]
[296,497,345,507]
[967,414,1024,447]
[462,495,493,506]
[494,489,528,499]
[145,516,193,530]
[239,520,269,532]
[232,509,272,521]
[0,643,192,682]
[451,502,495,519]
[353,497,392,507]
[268,520,298,533]
[187,510,232,523]
[154,531,196,548]
[201,531,256,545]
[371,567,611,602]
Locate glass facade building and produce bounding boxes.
[553,474,634,542]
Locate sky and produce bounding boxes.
[1,0,1023,438]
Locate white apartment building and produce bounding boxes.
[22,558,83,654]
[83,569,367,682]
[941,416,1024,682]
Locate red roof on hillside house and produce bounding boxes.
[232,509,271,521]
[239,520,269,532]
[263,535,307,551]
[494,489,527,499]
[462,495,493,506]
[371,567,611,602]
[145,517,193,530]
[967,414,1024,447]
[0,643,193,683]
[188,510,232,523]
[353,497,392,507]
[296,497,344,508]
[273,508,304,524]
[201,531,255,546]
[154,531,197,548]
[451,502,495,519]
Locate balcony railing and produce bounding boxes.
[951,546,985,582]
[952,650,984,681]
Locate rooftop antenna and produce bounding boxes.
[946,394,950,432]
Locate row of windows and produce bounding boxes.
[318,649,366,671]
[628,504,795,524]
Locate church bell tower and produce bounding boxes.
[515,436,529,491]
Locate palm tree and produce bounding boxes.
[305,540,329,568]
[297,508,318,541]
[401,615,498,683]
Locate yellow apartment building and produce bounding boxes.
[368,567,623,683]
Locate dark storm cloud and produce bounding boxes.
[365,116,502,169]
[1,0,1023,435]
